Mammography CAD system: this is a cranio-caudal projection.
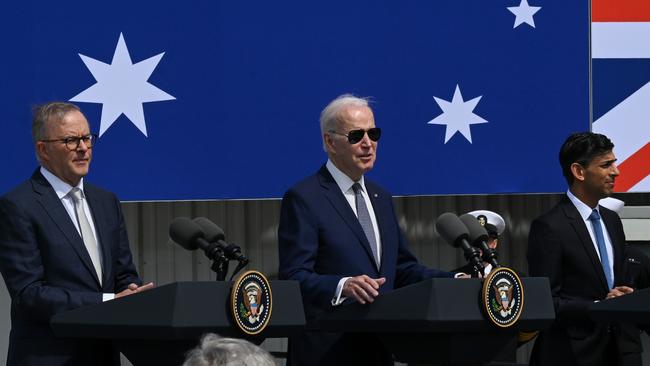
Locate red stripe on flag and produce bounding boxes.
[615,142,650,192]
[593,0,650,22]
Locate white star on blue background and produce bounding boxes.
[507,0,541,28]
[71,33,175,137]
[428,85,488,144]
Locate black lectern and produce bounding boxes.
[318,277,555,365]
[589,286,650,323]
[50,281,305,366]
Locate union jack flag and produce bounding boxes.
[592,0,650,192]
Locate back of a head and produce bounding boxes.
[183,333,275,366]
[559,132,614,186]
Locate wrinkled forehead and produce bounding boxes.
[337,105,375,130]
[46,110,90,135]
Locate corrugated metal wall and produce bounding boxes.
[1,192,648,365]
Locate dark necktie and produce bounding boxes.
[589,209,613,289]
[353,183,379,267]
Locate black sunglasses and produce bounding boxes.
[329,127,381,144]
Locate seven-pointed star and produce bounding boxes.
[507,0,541,29]
[427,85,487,144]
[70,33,175,137]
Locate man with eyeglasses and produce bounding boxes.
[278,94,459,366]
[0,102,152,366]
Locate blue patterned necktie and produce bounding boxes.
[589,209,613,289]
[353,183,379,267]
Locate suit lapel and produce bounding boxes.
[561,197,609,291]
[84,185,111,288]
[31,170,102,287]
[317,166,378,270]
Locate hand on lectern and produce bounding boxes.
[115,282,155,299]
[605,285,633,300]
[342,275,386,305]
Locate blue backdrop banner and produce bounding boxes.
[0,1,589,200]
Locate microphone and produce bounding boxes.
[459,213,500,268]
[193,217,249,265]
[169,217,225,262]
[435,212,485,275]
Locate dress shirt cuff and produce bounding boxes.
[331,277,351,306]
[103,293,115,302]
[454,272,466,278]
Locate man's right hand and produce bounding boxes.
[115,282,155,299]
[342,275,386,305]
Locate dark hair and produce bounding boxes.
[559,132,614,185]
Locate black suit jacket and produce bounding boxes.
[0,169,142,366]
[527,196,641,366]
[278,166,452,365]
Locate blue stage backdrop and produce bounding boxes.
[0,1,589,200]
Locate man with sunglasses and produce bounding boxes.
[0,102,152,366]
[278,94,457,365]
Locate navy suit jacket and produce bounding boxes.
[278,166,452,365]
[527,196,641,366]
[0,169,141,366]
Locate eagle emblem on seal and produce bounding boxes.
[242,282,265,324]
[492,278,515,317]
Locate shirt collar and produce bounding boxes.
[567,189,598,221]
[326,159,366,194]
[40,166,85,200]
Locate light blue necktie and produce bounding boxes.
[589,209,613,289]
[353,183,379,268]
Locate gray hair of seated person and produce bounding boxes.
[183,333,275,366]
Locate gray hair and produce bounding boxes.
[32,102,81,143]
[319,94,371,151]
[183,333,275,366]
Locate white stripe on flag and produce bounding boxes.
[593,81,650,162]
[592,22,650,59]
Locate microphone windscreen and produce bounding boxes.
[459,214,489,244]
[435,212,469,247]
[193,217,226,243]
[169,217,203,250]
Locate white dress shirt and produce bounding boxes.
[40,167,114,301]
[326,160,382,305]
[567,190,615,284]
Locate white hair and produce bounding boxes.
[319,94,371,151]
[182,333,275,366]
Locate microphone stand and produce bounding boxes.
[228,245,250,281]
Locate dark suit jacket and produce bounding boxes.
[0,169,142,366]
[527,196,641,366]
[278,166,452,366]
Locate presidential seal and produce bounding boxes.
[481,267,524,328]
[231,270,272,335]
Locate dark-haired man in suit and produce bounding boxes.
[527,132,641,366]
[0,102,153,366]
[278,94,463,366]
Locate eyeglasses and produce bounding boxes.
[329,127,381,144]
[40,134,98,151]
